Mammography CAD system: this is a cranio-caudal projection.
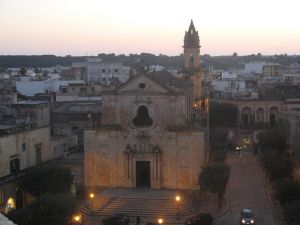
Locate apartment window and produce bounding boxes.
[102,69,105,73]
[80,87,87,93]
[114,68,119,73]
[61,87,67,93]
[10,158,20,174]
[22,143,26,151]
[35,145,42,164]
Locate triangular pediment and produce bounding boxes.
[116,73,171,94]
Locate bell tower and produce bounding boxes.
[183,20,202,109]
[183,20,200,71]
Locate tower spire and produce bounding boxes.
[189,19,195,32]
[183,20,200,69]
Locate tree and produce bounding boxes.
[211,148,227,162]
[6,208,31,225]
[276,179,300,206]
[232,52,238,57]
[262,151,293,181]
[284,200,300,225]
[20,164,74,197]
[258,129,287,153]
[29,194,78,225]
[209,101,238,126]
[19,67,27,76]
[199,163,230,207]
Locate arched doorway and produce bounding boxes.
[256,108,265,127]
[269,107,279,127]
[241,107,252,127]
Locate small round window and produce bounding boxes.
[139,83,146,89]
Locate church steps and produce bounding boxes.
[80,195,196,222]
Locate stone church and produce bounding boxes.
[84,20,207,190]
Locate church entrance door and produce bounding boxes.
[136,161,150,187]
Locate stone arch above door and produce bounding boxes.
[241,106,252,127]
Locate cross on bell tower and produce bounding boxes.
[183,19,201,71]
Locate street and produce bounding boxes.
[215,150,278,225]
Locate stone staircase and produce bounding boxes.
[55,152,84,183]
[81,188,199,224]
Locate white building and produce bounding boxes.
[149,65,165,72]
[86,58,130,84]
[244,62,266,74]
[222,71,237,79]
[16,77,84,96]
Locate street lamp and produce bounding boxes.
[89,193,95,214]
[175,195,181,220]
[73,214,82,224]
[158,218,164,225]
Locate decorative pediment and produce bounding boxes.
[116,73,170,94]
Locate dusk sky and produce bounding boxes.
[1,0,300,56]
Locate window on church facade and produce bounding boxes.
[133,105,153,127]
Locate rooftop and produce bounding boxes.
[14,100,48,105]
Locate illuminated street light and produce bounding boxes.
[158,218,164,225]
[89,193,95,214]
[73,214,82,224]
[175,195,181,220]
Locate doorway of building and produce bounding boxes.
[269,114,276,127]
[241,114,248,127]
[15,187,23,209]
[136,161,150,187]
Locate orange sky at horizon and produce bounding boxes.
[1,0,300,56]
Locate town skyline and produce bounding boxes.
[1,0,300,56]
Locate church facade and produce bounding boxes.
[84,21,207,190]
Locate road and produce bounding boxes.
[215,150,278,225]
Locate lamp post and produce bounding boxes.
[73,214,82,224]
[89,193,95,214]
[158,218,164,225]
[175,195,181,220]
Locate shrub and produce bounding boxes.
[28,194,78,225]
[262,151,293,181]
[211,148,227,162]
[6,208,31,225]
[276,179,300,205]
[199,163,230,207]
[20,164,74,197]
[284,200,300,225]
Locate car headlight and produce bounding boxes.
[242,219,246,223]
[251,219,254,223]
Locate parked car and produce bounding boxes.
[185,213,213,225]
[240,209,255,224]
[102,213,130,225]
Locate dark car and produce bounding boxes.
[240,209,255,225]
[102,213,130,225]
[185,213,213,225]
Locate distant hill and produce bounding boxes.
[0,53,299,70]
